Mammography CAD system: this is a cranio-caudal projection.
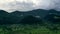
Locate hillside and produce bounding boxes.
[0,9,60,24]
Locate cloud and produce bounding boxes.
[0,0,60,13]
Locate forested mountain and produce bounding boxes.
[20,15,43,24]
[0,10,9,24]
[11,9,49,18]
[0,9,60,24]
[45,13,60,24]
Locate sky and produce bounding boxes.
[0,0,60,13]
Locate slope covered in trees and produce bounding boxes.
[0,9,60,24]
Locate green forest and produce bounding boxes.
[0,9,60,34]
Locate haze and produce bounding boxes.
[0,0,60,13]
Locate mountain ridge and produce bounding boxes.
[0,9,60,24]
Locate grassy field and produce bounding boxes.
[0,24,60,34]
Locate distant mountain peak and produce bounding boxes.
[0,10,8,13]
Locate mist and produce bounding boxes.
[0,0,60,13]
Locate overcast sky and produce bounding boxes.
[0,0,60,13]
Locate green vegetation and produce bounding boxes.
[0,24,60,34]
[0,9,60,34]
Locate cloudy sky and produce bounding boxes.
[0,0,60,13]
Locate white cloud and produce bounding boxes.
[0,0,60,13]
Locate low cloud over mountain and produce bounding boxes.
[0,0,60,13]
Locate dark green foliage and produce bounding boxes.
[45,14,60,24]
[0,9,48,24]
[20,15,43,24]
[0,10,8,24]
[44,9,60,24]
[0,9,60,24]
[0,9,60,34]
[4,14,23,24]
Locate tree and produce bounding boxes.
[46,24,60,34]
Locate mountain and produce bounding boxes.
[0,10,8,24]
[48,9,60,15]
[0,10,8,16]
[0,9,48,24]
[11,9,60,22]
[20,15,43,24]
[44,9,60,24]
[0,9,60,24]
[10,9,49,18]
